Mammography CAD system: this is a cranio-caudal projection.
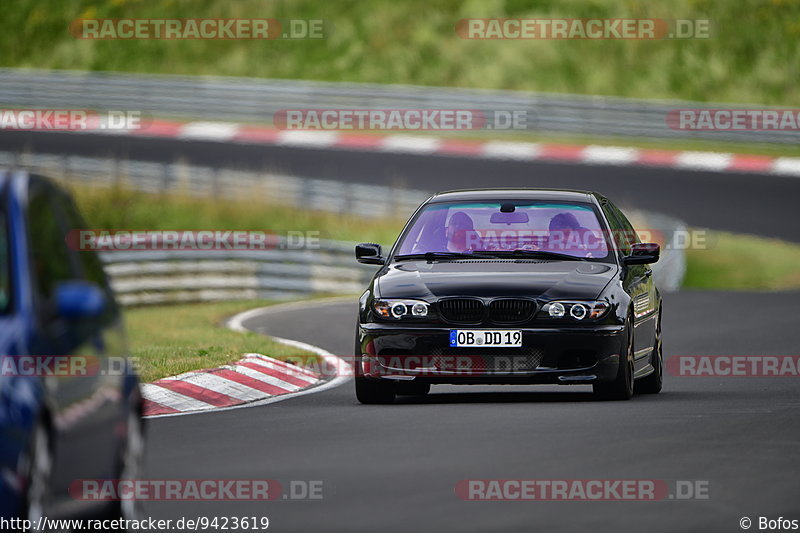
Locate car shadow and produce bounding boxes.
[394,389,600,404]
[388,386,679,404]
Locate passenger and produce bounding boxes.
[548,212,600,252]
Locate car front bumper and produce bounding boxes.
[357,323,626,385]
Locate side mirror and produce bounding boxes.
[623,242,660,265]
[55,281,107,319]
[356,243,385,265]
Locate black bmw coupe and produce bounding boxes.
[355,189,662,403]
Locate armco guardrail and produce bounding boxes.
[1,68,797,144]
[101,243,379,306]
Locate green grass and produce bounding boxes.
[125,300,332,382]
[125,299,320,382]
[3,0,799,106]
[684,231,800,291]
[69,183,406,246]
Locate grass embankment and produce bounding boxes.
[4,0,799,106]
[684,232,800,291]
[125,300,321,382]
[71,183,405,244]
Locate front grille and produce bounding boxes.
[488,299,535,324]
[428,347,544,373]
[439,298,485,324]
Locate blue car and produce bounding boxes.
[0,170,143,522]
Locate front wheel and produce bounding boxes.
[593,316,635,401]
[355,377,396,404]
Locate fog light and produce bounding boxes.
[391,303,407,318]
[570,303,587,320]
[411,302,428,317]
[549,302,565,318]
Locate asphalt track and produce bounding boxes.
[141,291,800,533]
[6,130,798,531]
[1,130,799,242]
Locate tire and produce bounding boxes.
[118,388,146,522]
[354,327,396,404]
[355,377,396,404]
[636,306,663,394]
[23,416,53,526]
[396,381,431,396]
[101,387,146,530]
[593,316,635,401]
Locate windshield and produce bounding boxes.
[394,201,612,262]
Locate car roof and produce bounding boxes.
[426,188,600,204]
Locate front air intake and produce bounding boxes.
[438,298,485,324]
[488,299,536,324]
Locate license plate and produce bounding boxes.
[449,330,522,347]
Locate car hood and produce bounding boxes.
[377,260,618,300]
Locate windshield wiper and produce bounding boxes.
[393,252,478,261]
[394,250,588,262]
[470,250,588,261]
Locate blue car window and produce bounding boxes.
[28,190,76,313]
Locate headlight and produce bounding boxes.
[548,302,566,318]
[539,301,609,321]
[373,299,430,319]
[570,303,587,320]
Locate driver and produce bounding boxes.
[445,211,475,252]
